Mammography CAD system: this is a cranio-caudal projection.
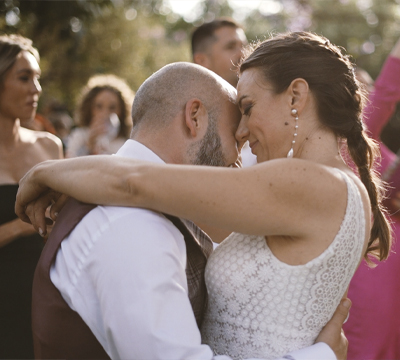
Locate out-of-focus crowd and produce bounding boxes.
[1,18,400,359]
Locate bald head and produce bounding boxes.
[130,62,236,132]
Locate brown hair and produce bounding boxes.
[76,74,134,138]
[191,17,242,57]
[239,31,391,263]
[0,34,40,89]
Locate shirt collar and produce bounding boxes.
[114,139,165,164]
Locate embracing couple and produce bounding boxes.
[16,32,391,360]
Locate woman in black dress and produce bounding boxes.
[0,34,62,359]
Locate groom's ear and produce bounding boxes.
[184,98,209,138]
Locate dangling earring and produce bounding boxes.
[287,109,299,158]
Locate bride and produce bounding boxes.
[16,32,391,359]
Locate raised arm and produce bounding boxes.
[364,37,400,140]
[16,155,347,239]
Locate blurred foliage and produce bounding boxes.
[242,0,400,78]
[0,0,197,114]
[0,0,399,119]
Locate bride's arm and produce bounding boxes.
[130,159,345,236]
[16,155,345,237]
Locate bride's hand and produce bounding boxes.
[15,161,56,222]
[23,192,68,237]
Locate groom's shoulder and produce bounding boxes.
[86,205,184,240]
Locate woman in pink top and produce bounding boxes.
[344,37,400,360]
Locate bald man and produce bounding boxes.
[28,63,348,360]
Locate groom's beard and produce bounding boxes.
[190,115,226,167]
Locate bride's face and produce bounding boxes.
[236,68,293,163]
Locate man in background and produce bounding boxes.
[191,17,247,87]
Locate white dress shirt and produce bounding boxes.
[51,139,337,360]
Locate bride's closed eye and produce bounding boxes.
[243,104,253,116]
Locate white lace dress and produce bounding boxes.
[201,170,365,359]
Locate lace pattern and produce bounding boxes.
[201,171,365,359]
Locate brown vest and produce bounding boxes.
[32,198,210,359]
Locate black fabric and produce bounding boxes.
[0,184,44,359]
[0,184,19,224]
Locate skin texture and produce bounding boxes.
[15,62,356,359]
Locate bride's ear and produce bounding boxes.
[287,78,309,113]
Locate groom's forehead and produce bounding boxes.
[217,100,241,133]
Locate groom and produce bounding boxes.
[17,63,349,359]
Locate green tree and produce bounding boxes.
[0,0,195,113]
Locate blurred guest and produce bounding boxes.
[191,17,247,87]
[66,74,134,157]
[344,36,400,360]
[42,101,74,153]
[0,34,63,359]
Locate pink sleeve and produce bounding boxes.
[363,56,400,173]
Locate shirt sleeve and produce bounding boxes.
[77,208,214,359]
[214,343,336,360]
[277,342,336,360]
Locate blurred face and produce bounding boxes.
[91,89,121,123]
[0,51,41,122]
[204,26,247,87]
[236,68,292,163]
[192,95,241,167]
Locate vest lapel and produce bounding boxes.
[163,214,212,328]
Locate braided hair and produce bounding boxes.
[239,31,391,262]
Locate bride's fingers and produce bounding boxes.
[25,193,56,236]
[50,194,69,220]
[25,202,47,236]
[17,208,32,224]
